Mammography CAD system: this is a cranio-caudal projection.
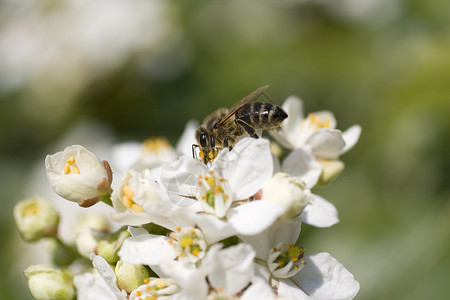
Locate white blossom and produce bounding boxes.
[272,96,361,188]
[45,145,112,207]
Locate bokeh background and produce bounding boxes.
[1,0,449,299]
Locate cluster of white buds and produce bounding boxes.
[15,94,361,300]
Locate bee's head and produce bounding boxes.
[195,127,218,164]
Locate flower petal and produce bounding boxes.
[282,148,322,189]
[341,125,361,154]
[278,278,313,300]
[110,142,142,174]
[208,244,255,295]
[190,213,237,244]
[241,277,276,300]
[282,96,304,136]
[90,253,127,299]
[292,252,360,300]
[306,129,346,159]
[176,120,199,157]
[118,231,177,266]
[240,216,302,260]
[74,273,125,300]
[301,194,339,228]
[213,138,273,200]
[313,110,337,129]
[227,200,285,236]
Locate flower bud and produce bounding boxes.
[24,265,74,300]
[262,173,312,219]
[115,261,150,294]
[13,197,59,242]
[317,159,345,185]
[45,145,113,207]
[97,229,130,264]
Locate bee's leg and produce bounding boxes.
[224,136,230,148]
[192,144,199,160]
[223,136,235,150]
[235,119,259,138]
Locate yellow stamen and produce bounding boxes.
[180,236,193,247]
[136,291,142,297]
[192,249,200,256]
[199,151,204,158]
[70,166,80,174]
[206,176,215,187]
[142,137,171,152]
[67,156,76,165]
[122,196,133,208]
[214,186,223,194]
[24,204,40,217]
[123,185,134,199]
[176,226,181,231]
[64,163,71,174]
[155,278,167,289]
[131,203,144,213]
[144,277,150,284]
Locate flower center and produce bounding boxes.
[198,171,229,210]
[63,156,80,175]
[134,277,179,300]
[23,202,40,217]
[301,113,331,131]
[269,243,306,278]
[142,137,171,153]
[121,185,144,213]
[169,226,207,262]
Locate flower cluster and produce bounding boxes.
[14,96,361,300]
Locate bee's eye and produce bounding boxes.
[210,136,215,148]
[199,133,208,147]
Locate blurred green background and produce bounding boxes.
[1,0,449,299]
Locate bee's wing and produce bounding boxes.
[216,85,269,126]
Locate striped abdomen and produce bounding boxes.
[235,102,288,129]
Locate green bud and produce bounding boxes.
[14,197,59,242]
[115,261,149,294]
[97,229,130,264]
[97,240,120,264]
[24,265,74,300]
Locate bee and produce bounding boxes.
[195,85,288,164]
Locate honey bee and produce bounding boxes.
[195,85,288,164]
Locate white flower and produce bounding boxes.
[262,172,313,220]
[110,169,169,226]
[260,172,339,228]
[272,96,361,188]
[111,137,178,174]
[45,145,113,207]
[241,217,360,300]
[160,138,286,243]
[158,243,269,299]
